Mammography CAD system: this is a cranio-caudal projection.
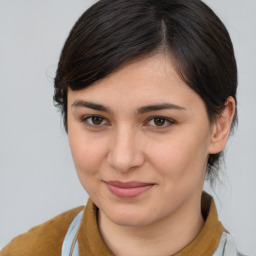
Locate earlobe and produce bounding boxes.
[208,96,236,154]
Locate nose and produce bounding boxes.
[107,128,144,173]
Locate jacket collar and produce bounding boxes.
[77,192,225,255]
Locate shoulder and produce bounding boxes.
[214,232,248,256]
[0,206,84,256]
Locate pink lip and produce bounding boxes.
[105,181,154,198]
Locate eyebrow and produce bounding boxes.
[137,103,186,114]
[71,100,112,113]
[71,100,186,114]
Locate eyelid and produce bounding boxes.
[80,115,110,127]
[145,116,176,128]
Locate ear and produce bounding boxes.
[208,96,236,154]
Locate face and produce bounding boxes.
[67,54,214,227]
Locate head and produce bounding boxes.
[54,0,237,183]
[54,0,237,229]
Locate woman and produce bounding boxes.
[0,0,245,255]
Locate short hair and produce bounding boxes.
[54,0,238,181]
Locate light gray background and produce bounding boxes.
[0,0,255,254]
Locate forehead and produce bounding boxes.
[67,53,204,111]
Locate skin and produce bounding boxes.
[67,54,235,256]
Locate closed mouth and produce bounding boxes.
[104,180,154,198]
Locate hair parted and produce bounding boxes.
[54,0,238,182]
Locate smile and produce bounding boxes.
[105,181,154,199]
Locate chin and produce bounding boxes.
[101,203,156,227]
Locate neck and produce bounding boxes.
[98,199,204,256]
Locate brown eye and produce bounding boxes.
[91,116,104,125]
[153,117,166,126]
[147,116,174,128]
[83,115,108,126]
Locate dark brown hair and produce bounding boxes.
[54,0,237,180]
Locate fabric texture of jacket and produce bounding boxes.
[0,192,244,256]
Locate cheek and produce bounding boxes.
[148,130,210,181]
[68,131,108,178]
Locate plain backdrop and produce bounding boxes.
[0,0,255,254]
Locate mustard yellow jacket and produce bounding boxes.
[0,193,241,256]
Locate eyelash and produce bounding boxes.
[145,116,175,128]
[80,115,110,128]
[80,115,176,129]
